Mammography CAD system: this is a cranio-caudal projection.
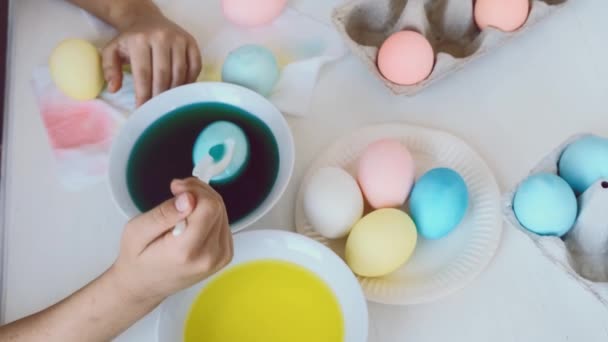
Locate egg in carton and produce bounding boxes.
[503,134,608,308]
[333,0,570,95]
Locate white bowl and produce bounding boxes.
[108,82,295,232]
[156,230,369,342]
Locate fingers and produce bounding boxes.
[171,39,188,88]
[169,178,227,252]
[111,30,201,107]
[129,39,153,107]
[214,209,234,270]
[187,41,202,83]
[179,189,225,251]
[152,40,172,97]
[102,41,124,93]
[128,192,194,250]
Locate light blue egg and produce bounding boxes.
[192,121,249,184]
[558,136,608,194]
[513,173,577,236]
[409,168,469,240]
[221,45,280,97]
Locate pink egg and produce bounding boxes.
[357,139,415,209]
[222,0,287,27]
[377,31,434,86]
[474,0,529,32]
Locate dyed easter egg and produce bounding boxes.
[345,209,417,277]
[49,39,104,101]
[304,167,364,239]
[377,31,434,86]
[222,45,280,97]
[222,0,287,27]
[475,0,529,32]
[513,173,578,236]
[558,136,608,194]
[357,139,415,209]
[192,121,250,184]
[409,168,469,239]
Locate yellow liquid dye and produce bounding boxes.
[184,260,344,342]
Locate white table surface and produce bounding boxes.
[3,0,608,341]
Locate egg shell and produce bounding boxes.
[304,167,364,239]
[558,136,608,194]
[345,208,417,277]
[222,45,280,97]
[49,39,104,101]
[377,31,434,86]
[222,0,287,27]
[357,139,415,209]
[192,121,250,184]
[474,0,529,32]
[513,173,578,236]
[409,168,469,240]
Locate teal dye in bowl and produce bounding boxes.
[126,102,279,224]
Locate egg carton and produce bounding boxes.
[332,0,570,95]
[503,133,608,309]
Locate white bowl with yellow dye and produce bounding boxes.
[156,230,368,342]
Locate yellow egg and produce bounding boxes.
[345,208,417,277]
[49,39,104,101]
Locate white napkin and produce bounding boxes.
[82,4,346,116]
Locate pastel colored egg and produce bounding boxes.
[409,168,469,240]
[357,139,415,209]
[558,136,608,194]
[474,0,529,32]
[304,167,364,239]
[377,30,434,86]
[222,0,287,27]
[345,208,417,277]
[49,39,105,101]
[222,45,280,97]
[513,173,578,236]
[192,121,250,184]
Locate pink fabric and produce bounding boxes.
[40,99,115,149]
[32,67,125,191]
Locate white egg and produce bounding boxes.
[304,167,364,239]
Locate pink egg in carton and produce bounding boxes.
[332,0,570,95]
[503,133,608,309]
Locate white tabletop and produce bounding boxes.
[3,0,608,341]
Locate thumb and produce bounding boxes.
[102,41,124,93]
[129,192,195,246]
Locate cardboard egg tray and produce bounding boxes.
[332,0,570,95]
[503,134,608,309]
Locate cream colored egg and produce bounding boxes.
[304,167,364,239]
[345,208,417,277]
[49,39,104,101]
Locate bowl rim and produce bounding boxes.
[107,82,295,233]
[155,229,369,342]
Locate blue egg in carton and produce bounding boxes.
[504,133,608,307]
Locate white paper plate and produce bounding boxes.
[295,123,502,305]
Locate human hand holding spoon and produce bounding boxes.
[173,121,249,236]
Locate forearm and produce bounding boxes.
[66,0,164,30]
[0,266,163,342]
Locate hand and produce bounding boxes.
[102,13,202,107]
[109,178,233,304]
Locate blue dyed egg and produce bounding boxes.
[513,173,577,236]
[558,135,608,194]
[192,121,249,184]
[409,168,469,239]
[222,45,280,97]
